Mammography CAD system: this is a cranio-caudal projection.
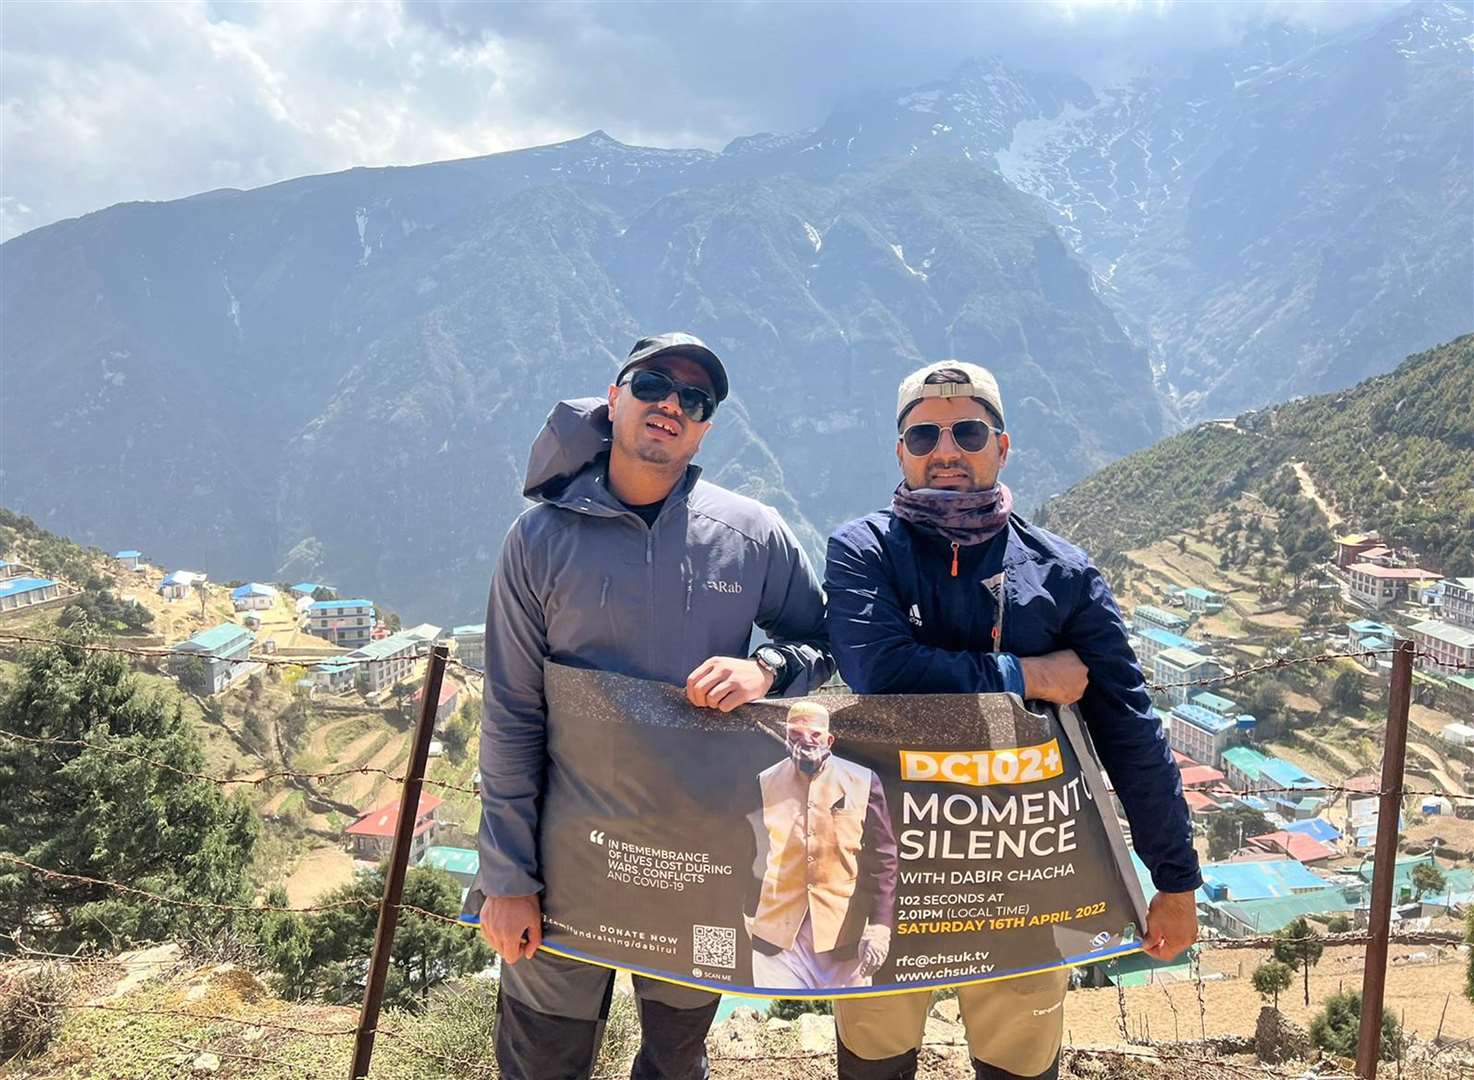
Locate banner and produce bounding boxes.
[524,663,1148,997]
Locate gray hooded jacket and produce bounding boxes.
[477,398,834,897]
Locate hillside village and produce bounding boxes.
[0,516,489,912]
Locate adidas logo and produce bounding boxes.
[908,604,923,628]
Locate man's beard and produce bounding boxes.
[791,744,830,776]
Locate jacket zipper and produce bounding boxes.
[983,571,1008,654]
[950,542,959,578]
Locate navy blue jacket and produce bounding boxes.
[825,509,1202,894]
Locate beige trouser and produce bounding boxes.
[835,968,1069,1075]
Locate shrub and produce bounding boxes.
[386,977,499,1078]
[0,963,76,1060]
[1310,990,1404,1062]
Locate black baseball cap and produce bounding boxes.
[615,332,729,403]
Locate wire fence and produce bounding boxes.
[2,631,1473,1077]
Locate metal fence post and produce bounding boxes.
[1356,638,1414,1079]
[349,644,449,1079]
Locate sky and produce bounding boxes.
[0,0,1406,243]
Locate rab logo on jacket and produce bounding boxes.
[705,580,743,594]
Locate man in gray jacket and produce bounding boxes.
[477,332,834,1080]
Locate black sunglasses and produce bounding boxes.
[622,369,717,423]
[900,419,1002,456]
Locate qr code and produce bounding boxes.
[692,924,736,969]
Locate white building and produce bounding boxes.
[1440,722,1474,749]
[452,624,486,671]
[231,582,278,611]
[1443,578,1474,629]
[159,570,207,600]
[347,630,421,693]
[1347,563,1429,609]
[1153,648,1220,707]
[1408,619,1474,674]
[0,576,62,612]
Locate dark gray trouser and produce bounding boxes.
[496,950,720,1080]
[836,1041,1061,1080]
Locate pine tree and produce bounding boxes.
[0,633,259,950]
[1273,918,1325,1008]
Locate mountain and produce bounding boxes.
[1036,334,1474,577]
[2,4,1467,624]
[996,2,1473,416]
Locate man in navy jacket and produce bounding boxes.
[823,361,1201,1080]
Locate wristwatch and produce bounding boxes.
[752,646,788,693]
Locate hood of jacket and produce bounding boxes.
[523,396,701,512]
[523,397,614,503]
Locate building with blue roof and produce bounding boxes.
[1197,858,1330,903]
[1169,702,1237,767]
[453,623,486,671]
[312,658,357,693]
[422,845,479,886]
[231,582,278,611]
[171,623,256,694]
[158,570,206,599]
[1190,690,1239,717]
[1222,747,1328,821]
[1135,626,1203,666]
[114,550,144,570]
[307,598,375,648]
[1154,647,1220,707]
[1134,604,1189,635]
[0,576,62,612]
[291,582,322,596]
[1284,819,1340,844]
[1182,586,1226,614]
[347,630,421,692]
[1347,619,1396,641]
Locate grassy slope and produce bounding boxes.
[1037,335,1474,575]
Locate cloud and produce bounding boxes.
[0,0,1405,241]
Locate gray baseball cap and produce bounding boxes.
[615,332,729,403]
[896,360,1004,429]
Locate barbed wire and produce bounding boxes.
[4,719,1469,807]
[1206,928,1465,950]
[6,629,1470,694]
[20,996,503,1078]
[0,727,479,796]
[0,853,377,917]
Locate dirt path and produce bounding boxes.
[283,847,357,906]
[1406,740,1463,795]
[342,733,408,807]
[261,789,294,815]
[306,715,359,760]
[1289,462,1344,528]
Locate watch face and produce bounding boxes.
[758,647,785,669]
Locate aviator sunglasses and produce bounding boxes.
[621,368,717,423]
[900,419,1003,456]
